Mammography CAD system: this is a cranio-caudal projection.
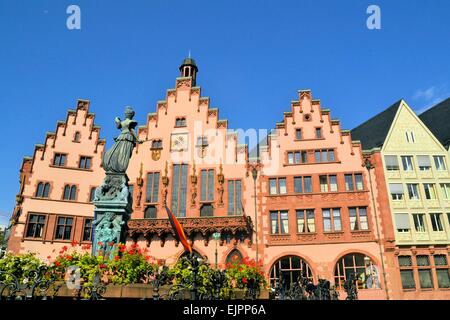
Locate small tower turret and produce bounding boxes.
[179,56,198,86]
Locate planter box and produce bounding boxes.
[48,283,270,300]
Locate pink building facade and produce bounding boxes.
[5,59,448,299]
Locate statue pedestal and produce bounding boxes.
[92,173,132,258]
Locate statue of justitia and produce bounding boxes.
[102,106,142,173]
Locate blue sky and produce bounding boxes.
[0,0,449,226]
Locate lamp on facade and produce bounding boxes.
[212,232,221,269]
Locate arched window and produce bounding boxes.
[226,249,243,265]
[35,182,44,197]
[63,185,77,201]
[334,253,380,290]
[89,187,96,202]
[63,185,70,200]
[70,185,77,200]
[144,205,157,218]
[74,131,81,142]
[43,183,50,198]
[269,255,313,290]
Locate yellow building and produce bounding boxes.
[352,99,450,297]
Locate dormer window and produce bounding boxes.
[151,139,163,150]
[175,117,186,127]
[406,131,415,143]
[74,131,81,142]
[315,127,323,139]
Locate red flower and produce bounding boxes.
[61,245,68,252]
[47,255,51,260]
[99,263,107,269]
[114,256,120,261]
[97,242,103,247]
[71,240,79,247]
[242,277,248,284]
[55,261,61,267]
[66,255,73,261]
[119,246,126,253]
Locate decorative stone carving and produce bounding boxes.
[161,161,169,206]
[190,163,198,207]
[217,163,225,207]
[136,163,144,208]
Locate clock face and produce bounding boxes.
[171,133,188,151]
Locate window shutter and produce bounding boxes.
[389,183,404,194]
[417,155,431,167]
[395,213,410,229]
[384,155,398,166]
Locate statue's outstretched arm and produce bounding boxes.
[115,117,122,129]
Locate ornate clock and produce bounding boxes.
[171,133,188,151]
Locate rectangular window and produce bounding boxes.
[82,218,93,242]
[430,213,444,232]
[433,156,447,171]
[384,155,399,171]
[294,177,303,193]
[304,176,312,193]
[395,213,411,232]
[434,255,450,288]
[79,156,92,169]
[145,172,160,203]
[270,210,289,234]
[401,156,414,171]
[296,209,315,233]
[301,151,308,163]
[349,207,369,231]
[314,149,335,163]
[423,183,437,200]
[171,164,188,217]
[413,214,426,232]
[417,255,433,289]
[322,208,341,232]
[25,214,46,238]
[440,183,450,200]
[355,174,363,190]
[345,174,354,191]
[200,169,214,202]
[54,216,73,240]
[315,127,322,138]
[227,180,242,215]
[269,177,287,195]
[53,153,67,167]
[407,184,420,200]
[398,256,415,289]
[295,129,302,140]
[389,183,404,200]
[417,155,431,171]
[319,175,328,192]
[329,175,338,192]
[288,152,294,164]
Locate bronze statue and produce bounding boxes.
[102,106,142,173]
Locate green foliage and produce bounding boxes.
[0,252,45,283]
[0,245,267,299]
[225,257,267,290]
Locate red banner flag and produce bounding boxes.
[165,206,192,253]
